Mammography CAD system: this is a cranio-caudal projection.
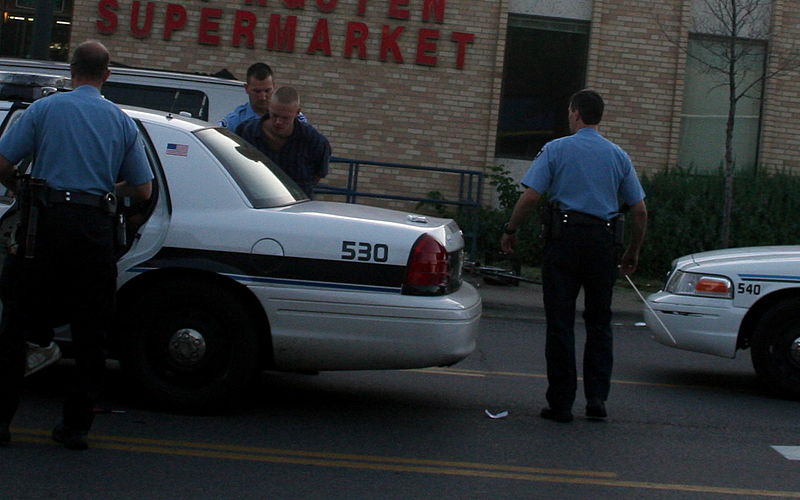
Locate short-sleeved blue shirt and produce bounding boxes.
[219,101,308,132]
[0,85,152,195]
[521,128,645,220]
[236,114,330,198]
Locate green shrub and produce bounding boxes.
[420,165,800,281]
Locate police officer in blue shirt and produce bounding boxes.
[0,40,153,449]
[501,89,647,423]
[218,62,307,132]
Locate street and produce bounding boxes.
[1,296,799,499]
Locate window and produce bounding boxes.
[678,35,766,172]
[495,15,589,160]
[195,128,307,208]
[102,83,210,121]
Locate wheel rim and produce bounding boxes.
[167,328,207,367]
[791,334,800,367]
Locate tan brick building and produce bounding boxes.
[5,0,798,205]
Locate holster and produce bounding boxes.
[17,174,47,259]
[539,201,561,240]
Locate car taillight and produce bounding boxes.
[403,234,449,296]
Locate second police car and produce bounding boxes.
[644,246,800,399]
[0,103,482,411]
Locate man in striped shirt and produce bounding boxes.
[236,86,330,198]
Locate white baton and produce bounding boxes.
[624,274,677,345]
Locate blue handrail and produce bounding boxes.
[314,157,484,257]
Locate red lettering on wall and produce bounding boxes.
[344,21,368,59]
[306,18,332,55]
[198,8,222,45]
[96,0,118,34]
[380,25,404,63]
[163,3,186,40]
[282,0,304,8]
[130,1,154,38]
[356,0,367,16]
[415,28,438,66]
[451,31,473,69]
[315,0,336,12]
[388,0,409,20]
[233,10,257,48]
[268,14,297,51]
[422,0,445,23]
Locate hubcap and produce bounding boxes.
[791,335,800,366]
[168,328,207,367]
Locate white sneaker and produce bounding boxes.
[25,341,62,377]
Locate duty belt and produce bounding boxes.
[559,210,611,227]
[46,190,116,214]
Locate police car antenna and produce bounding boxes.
[624,274,677,345]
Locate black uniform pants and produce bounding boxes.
[0,204,116,431]
[541,223,618,412]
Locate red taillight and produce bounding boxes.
[403,234,449,295]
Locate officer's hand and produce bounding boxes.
[620,248,638,276]
[500,233,516,254]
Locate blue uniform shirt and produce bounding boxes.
[0,85,152,195]
[522,128,645,220]
[219,102,308,132]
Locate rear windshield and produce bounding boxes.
[195,127,308,208]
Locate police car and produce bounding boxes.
[0,103,481,411]
[644,246,800,399]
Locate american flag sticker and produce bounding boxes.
[166,143,189,156]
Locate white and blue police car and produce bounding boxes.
[644,246,800,399]
[0,103,481,411]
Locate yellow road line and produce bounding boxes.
[13,430,800,498]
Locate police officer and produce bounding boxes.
[500,89,647,423]
[0,40,153,449]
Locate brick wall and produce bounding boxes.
[586,0,689,177]
[759,0,800,174]
[70,0,508,209]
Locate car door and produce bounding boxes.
[0,103,170,312]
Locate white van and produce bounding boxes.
[0,57,244,123]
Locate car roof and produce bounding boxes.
[121,105,213,132]
[0,57,243,88]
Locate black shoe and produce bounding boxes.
[540,407,573,423]
[586,401,607,420]
[52,424,88,450]
[0,423,9,446]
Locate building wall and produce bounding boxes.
[585,0,689,176]
[70,0,508,208]
[759,0,800,174]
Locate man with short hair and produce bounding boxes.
[219,63,306,132]
[0,40,153,449]
[501,89,647,423]
[236,86,330,198]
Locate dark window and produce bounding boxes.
[102,82,210,121]
[496,15,589,160]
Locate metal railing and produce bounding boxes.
[314,157,484,257]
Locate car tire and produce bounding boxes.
[750,297,800,400]
[118,279,261,412]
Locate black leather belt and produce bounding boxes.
[559,211,611,226]
[46,190,115,213]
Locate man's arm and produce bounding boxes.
[116,181,152,202]
[620,199,647,276]
[500,187,542,254]
[0,154,18,192]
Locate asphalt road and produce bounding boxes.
[1,287,798,499]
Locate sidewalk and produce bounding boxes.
[468,275,646,323]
